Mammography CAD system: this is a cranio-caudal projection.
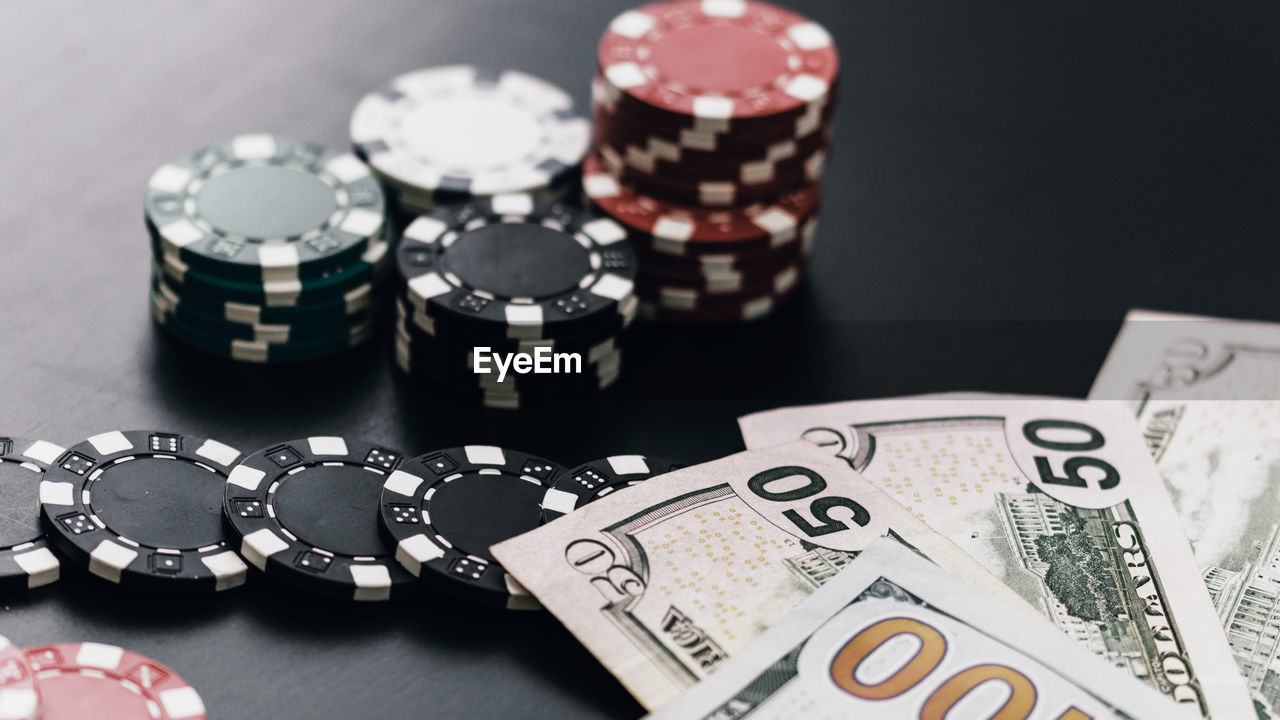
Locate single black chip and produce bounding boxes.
[39,430,248,593]
[223,436,415,601]
[378,445,567,609]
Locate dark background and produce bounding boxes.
[2,1,1278,718]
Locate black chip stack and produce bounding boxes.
[390,194,638,410]
[145,134,391,363]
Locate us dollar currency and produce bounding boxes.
[739,394,1253,718]
[490,441,1039,711]
[647,538,1200,720]
[1092,309,1280,719]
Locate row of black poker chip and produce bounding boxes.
[3,431,678,608]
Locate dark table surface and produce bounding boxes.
[2,1,1279,718]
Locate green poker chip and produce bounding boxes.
[145,134,386,283]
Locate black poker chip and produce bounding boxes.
[39,430,249,593]
[0,437,65,592]
[223,437,416,601]
[396,195,637,342]
[379,446,567,609]
[394,296,630,359]
[539,455,683,523]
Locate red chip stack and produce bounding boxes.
[585,0,838,323]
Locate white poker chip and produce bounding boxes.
[350,65,590,204]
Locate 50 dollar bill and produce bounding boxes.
[739,394,1253,718]
[491,441,1038,710]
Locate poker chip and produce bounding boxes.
[596,147,826,207]
[0,438,64,592]
[150,274,375,345]
[637,260,802,298]
[223,437,415,601]
[636,268,803,323]
[144,135,390,362]
[145,134,384,283]
[156,231,389,308]
[540,455,683,523]
[394,295,630,352]
[596,0,838,133]
[585,1,836,324]
[398,194,637,340]
[38,431,248,593]
[152,293,375,364]
[378,446,567,608]
[594,124,830,184]
[151,267,381,327]
[390,182,574,220]
[0,635,39,720]
[350,66,590,212]
[592,80,839,154]
[26,642,205,720]
[583,155,820,255]
[635,229,814,283]
[389,194,635,408]
[592,81,837,153]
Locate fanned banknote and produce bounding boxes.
[647,538,1200,720]
[1092,309,1280,719]
[491,441,1038,711]
[739,394,1253,718]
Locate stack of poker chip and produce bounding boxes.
[390,194,637,410]
[585,0,838,324]
[349,65,591,218]
[146,134,391,363]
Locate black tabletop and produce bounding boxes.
[2,1,1278,718]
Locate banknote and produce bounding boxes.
[647,538,1199,720]
[1092,309,1280,718]
[491,441,1038,711]
[739,394,1253,718]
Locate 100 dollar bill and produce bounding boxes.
[491,441,1037,710]
[1092,309,1280,718]
[739,394,1253,718]
[648,539,1198,720]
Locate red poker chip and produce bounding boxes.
[637,273,801,324]
[591,75,837,150]
[593,103,832,178]
[583,154,821,254]
[0,636,38,720]
[633,214,817,273]
[637,259,804,296]
[597,0,839,133]
[595,146,825,207]
[636,237,811,288]
[26,643,206,720]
